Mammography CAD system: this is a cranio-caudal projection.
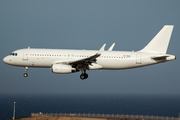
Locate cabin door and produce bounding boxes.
[23,50,28,60]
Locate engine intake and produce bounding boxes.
[52,64,76,74]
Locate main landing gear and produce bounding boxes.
[80,70,88,80]
[23,67,28,77]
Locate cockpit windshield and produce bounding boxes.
[10,53,17,56]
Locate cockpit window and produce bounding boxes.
[10,53,18,56]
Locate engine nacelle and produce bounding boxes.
[52,64,76,74]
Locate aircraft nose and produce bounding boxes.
[3,56,9,64]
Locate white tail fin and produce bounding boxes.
[140,25,174,54]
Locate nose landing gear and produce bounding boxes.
[23,67,28,77]
[23,73,28,77]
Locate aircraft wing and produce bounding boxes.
[68,44,106,65]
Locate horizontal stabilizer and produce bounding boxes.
[151,55,169,61]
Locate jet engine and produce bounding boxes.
[52,64,76,74]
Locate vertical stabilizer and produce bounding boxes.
[140,25,174,54]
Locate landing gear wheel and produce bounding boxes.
[80,73,88,80]
[23,73,28,77]
[80,74,85,80]
[84,73,88,79]
[24,67,28,77]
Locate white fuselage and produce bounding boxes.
[3,48,175,70]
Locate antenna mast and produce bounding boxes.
[12,102,16,120]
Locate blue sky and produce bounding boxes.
[0,0,180,94]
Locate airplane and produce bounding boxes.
[3,25,176,80]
